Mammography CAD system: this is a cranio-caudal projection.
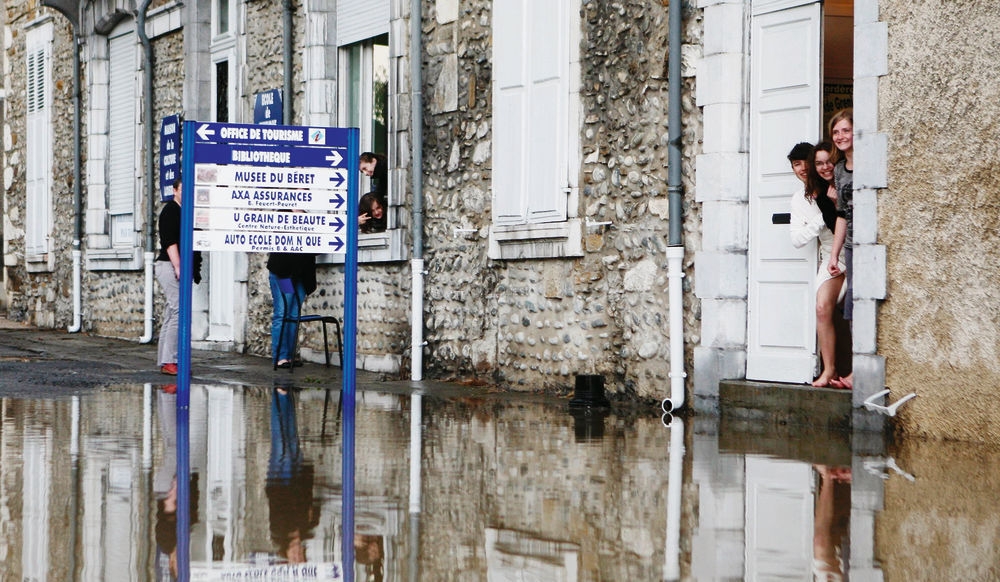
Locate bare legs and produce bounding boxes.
[812,274,845,387]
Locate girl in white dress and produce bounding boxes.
[789,141,846,387]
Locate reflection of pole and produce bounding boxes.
[408,394,422,582]
[342,128,361,581]
[69,396,81,582]
[663,416,685,581]
[143,383,153,470]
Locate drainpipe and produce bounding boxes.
[663,0,686,412]
[68,29,83,332]
[409,0,426,381]
[138,0,157,343]
[283,0,293,123]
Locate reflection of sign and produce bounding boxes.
[190,561,342,581]
[253,89,283,126]
[194,230,345,253]
[195,208,347,233]
[160,115,181,201]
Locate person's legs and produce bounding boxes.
[270,274,304,365]
[832,246,854,389]
[270,274,290,364]
[279,280,306,362]
[155,261,180,367]
[813,274,845,387]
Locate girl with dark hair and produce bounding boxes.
[359,192,387,234]
[790,141,846,387]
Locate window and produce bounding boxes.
[25,22,53,267]
[489,0,582,259]
[341,35,389,191]
[108,25,138,248]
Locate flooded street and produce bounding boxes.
[0,379,997,581]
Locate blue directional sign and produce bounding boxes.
[193,142,349,169]
[192,121,351,150]
[253,89,283,125]
[160,115,181,201]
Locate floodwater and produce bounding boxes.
[1,382,998,581]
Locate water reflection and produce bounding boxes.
[0,381,984,580]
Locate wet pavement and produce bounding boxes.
[2,320,999,580]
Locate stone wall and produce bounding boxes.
[2,5,77,329]
[417,0,703,398]
[876,0,1000,442]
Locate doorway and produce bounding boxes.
[745,0,854,383]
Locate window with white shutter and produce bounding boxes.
[489,0,582,259]
[108,25,137,248]
[25,23,53,262]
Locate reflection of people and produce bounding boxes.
[266,388,320,563]
[826,109,854,390]
[266,252,317,368]
[359,192,387,234]
[813,464,851,581]
[359,152,387,197]
[789,141,846,387]
[155,178,202,376]
[354,534,385,582]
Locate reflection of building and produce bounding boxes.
[3,0,1000,439]
[0,386,413,579]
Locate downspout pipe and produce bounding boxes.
[663,0,686,412]
[68,27,83,332]
[283,0,293,123]
[39,2,84,332]
[138,0,157,343]
[409,0,426,381]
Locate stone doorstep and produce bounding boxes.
[719,379,853,434]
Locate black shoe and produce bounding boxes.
[276,360,292,369]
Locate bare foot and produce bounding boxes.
[829,374,853,390]
[812,371,837,387]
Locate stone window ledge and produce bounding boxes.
[488,219,583,260]
[86,247,143,271]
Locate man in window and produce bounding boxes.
[358,152,387,197]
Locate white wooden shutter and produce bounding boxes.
[337,0,389,46]
[25,26,52,257]
[108,27,136,244]
[492,0,569,226]
[492,0,528,225]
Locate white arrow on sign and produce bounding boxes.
[196,124,216,141]
[325,150,343,167]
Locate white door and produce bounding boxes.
[746,1,823,382]
[745,456,814,580]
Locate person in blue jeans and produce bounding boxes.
[266,252,317,368]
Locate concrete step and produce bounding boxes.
[719,379,853,433]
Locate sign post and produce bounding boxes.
[176,120,359,581]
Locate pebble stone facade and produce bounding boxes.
[2,0,702,403]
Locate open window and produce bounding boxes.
[332,0,405,263]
